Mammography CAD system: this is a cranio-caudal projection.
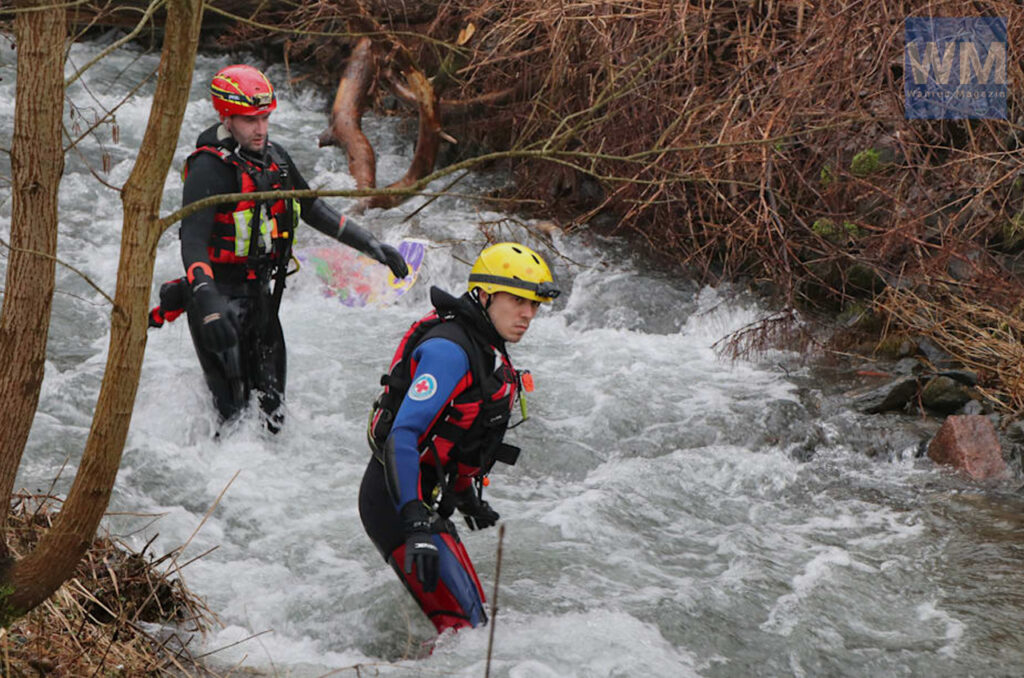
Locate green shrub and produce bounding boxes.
[850,148,882,177]
[812,218,835,237]
[820,164,835,188]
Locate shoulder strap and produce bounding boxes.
[190,144,235,165]
[183,144,235,181]
[421,320,493,389]
[369,316,489,454]
[266,144,292,187]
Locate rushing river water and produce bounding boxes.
[3,41,1024,678]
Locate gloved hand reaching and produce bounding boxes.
[367,240,409,279]
[400,501,439,592]
[333,213,410,279]
[191,282,238,353]
[456,488,500,531]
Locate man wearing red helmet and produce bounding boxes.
[179,64,408,432]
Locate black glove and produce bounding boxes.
[333,213,410,279]
[456,489,500,531]
[400,501,439,592]
[159,278,187,312]
[149,278,188,328]
[370,241,410,279]
[191,282,238,353]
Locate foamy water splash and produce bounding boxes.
[2,40,1023,678]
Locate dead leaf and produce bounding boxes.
[457,23,476,46]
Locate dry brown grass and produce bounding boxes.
[877,284,1024,412]
[1,493,216,677]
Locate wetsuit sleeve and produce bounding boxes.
[180,152,237,285]
[302,197,389,258]
[279,147,389,257]
[386,337,471,510]
[302,197,350,240]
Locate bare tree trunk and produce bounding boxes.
[326,39,443,212]
[3,0,204,617]
[0,0,66,565]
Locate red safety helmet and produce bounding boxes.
[210,64,277,117]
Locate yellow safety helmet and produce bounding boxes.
[468,242,560,303]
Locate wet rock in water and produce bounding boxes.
[927,415,1007,481]
[891,357,922,376]
[960,399,985,415]
[851,376,920,414]
[920,375,974,415]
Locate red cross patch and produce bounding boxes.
[409,373,438,401]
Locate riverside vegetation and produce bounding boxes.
[214,0,1024,413]
[6,0,1024,673]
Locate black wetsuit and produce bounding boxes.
[180,123,359,429]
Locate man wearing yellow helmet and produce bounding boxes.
[167,64,408,433]
[359,242,559,635]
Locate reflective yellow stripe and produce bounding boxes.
[229,197,299,257]
[231,207,274,256]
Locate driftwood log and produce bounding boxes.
[327,37,377,193]
[323,36,442,212]
[387,71,536,125]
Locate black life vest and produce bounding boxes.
[183,141,299,276]
[368,289,522,486]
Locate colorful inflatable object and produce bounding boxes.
[298,238,426,308]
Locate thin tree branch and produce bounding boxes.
[0,236,115,306]
[63,0,167,88]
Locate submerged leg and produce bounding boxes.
[252,311,287,433]
[388,530,488,634]
[359,460,487,634]
[186,299,248,422]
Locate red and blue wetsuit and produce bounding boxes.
[359,286,520,634]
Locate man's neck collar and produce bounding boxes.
[216,124,268,165]
[215,123,236,149]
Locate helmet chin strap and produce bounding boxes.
[470,288,511,352]
[471,288,498,326]
[471,287,492,309]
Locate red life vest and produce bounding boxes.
[368,310,521,494]
[183,145,299,269]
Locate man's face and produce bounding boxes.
[481,290,541,343]
[223,112,271,152]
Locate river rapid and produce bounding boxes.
[3,41,1024,678]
